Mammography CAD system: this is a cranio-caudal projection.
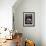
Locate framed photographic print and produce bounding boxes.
[23,12,35,27]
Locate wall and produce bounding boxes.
[13,0,41,46]
[0,0,16,30]
[40,0,46,46]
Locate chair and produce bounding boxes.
[15,33,23,46]
[25,40,35,46]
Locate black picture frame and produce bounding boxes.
[23,12,35,27]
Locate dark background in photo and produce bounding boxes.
[25,14,32,24]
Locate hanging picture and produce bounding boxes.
[23,12,35,27]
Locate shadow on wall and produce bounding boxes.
[12,0,24,10]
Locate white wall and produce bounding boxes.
[13,0,41,46]
[0,0,16,30]
[40,0,46,46]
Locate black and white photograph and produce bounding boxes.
[23,12,35,27]
[25,14,32,24]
